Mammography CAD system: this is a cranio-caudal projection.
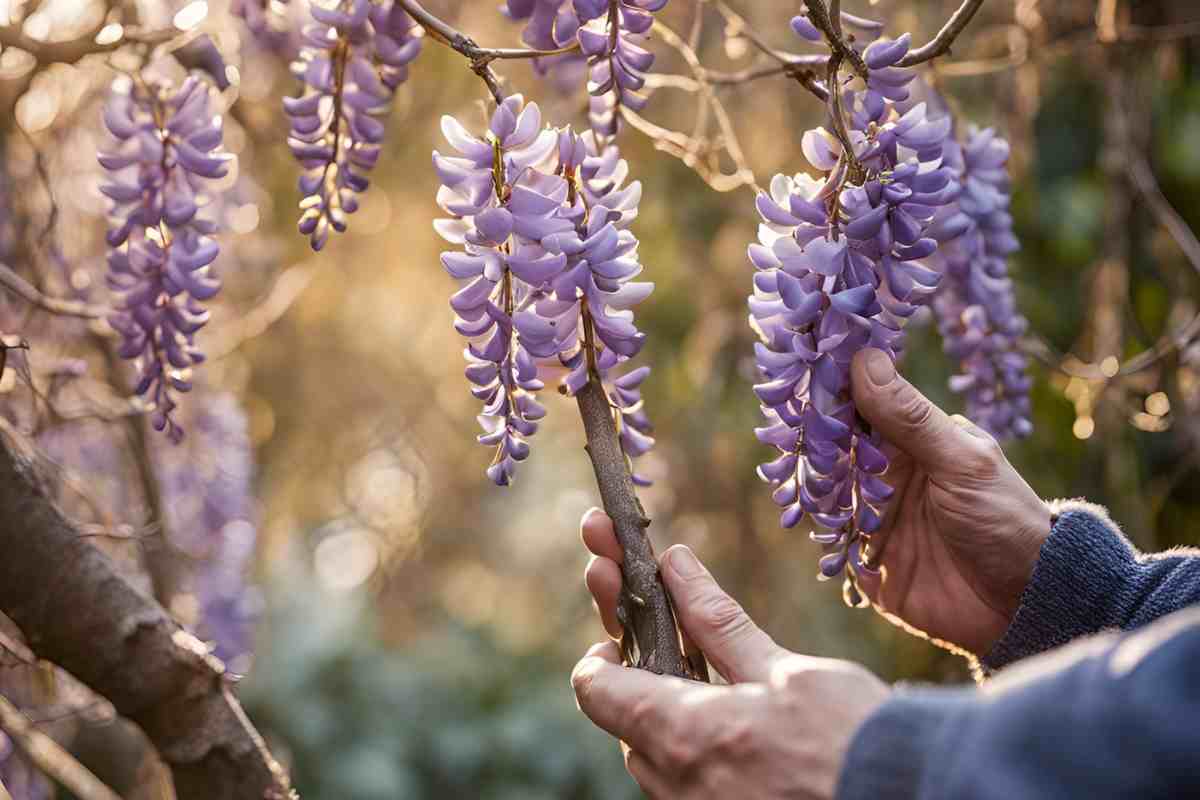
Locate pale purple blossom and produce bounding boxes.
[287,0,421,250]
[749,30,958,599]
[100,75,233,442]
[434,99,656,484]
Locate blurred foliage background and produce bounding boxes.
[2,0,1200,797]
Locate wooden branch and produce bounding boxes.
[0,20,174,69]
[0,694,122,800]
[575,376,693,678]
[0,428,293,800]
[896,0,986,67]
[0,263,108,320]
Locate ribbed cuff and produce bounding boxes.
[835,688,975,800]
[981,501,1136,672]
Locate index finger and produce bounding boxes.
[581,508,623,563]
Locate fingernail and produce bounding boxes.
[667,546,704,579]
[582,506,604,524]
[865,349,895,387]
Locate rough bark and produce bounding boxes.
[0,426,293,800]
[576,378,704,680]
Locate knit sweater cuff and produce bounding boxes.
[981,500,1135,672]
[835,687,975,800]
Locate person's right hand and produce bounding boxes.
[848,348,1052,656]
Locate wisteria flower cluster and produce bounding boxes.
[502,0,668,137]
[286,0,421,250]
[234,0,294,54]
[433,95,655,485]
[931,127,1032,440]
[154,391,261,667]
[100,75,234,442]
[748,27,963,600]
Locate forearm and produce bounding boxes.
[838,606,1200,800]
[982,499,1200,671]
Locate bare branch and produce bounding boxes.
[1025,115,1200,381]
[396,0,579,103]
[711,1,800,64]
[208,266,315,360]
[0,20,174,69]
[0,694,122,800]
[896,0,986,67]
[0,427,293,800]
[0,263,108,320]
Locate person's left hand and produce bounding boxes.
[571,509,891,799]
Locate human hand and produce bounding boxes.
[848,348,1052,655]
[574,520,889,799]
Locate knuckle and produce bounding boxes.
[571,660,598,700]
[961,436,1001,477]
[694,591,753,641]
[662,737,698,772]
[711,717,754,760]
[897,385,934,431]
[626,695,659,740]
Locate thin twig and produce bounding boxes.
[1025,125,1200,380]
[653,19,759,191]
[711,1,798,64]
[0,694,123,800]
[0,18,175,69]
[397,0,579,104]
[207,266,315,360]
[0,263,108,320]
[896,0,986,67]
[804,0,869,78]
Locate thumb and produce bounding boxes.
[660,545,784,683]
[850,348,967,474]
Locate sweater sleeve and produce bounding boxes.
[981,499,1200,672]
[837,607,1200,800]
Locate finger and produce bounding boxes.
[950,413,994,441]
[850,349,972,474]
[585,555,624,638]
[660,545,784,683]
[625,749,675,800]
[581,508,623,563]
[571,645,696,754]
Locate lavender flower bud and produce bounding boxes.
[100,75,234,442]
[288,0,421,250]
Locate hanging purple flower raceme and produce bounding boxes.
[500,0,666,138]
[287,0,421,250]
[580,0,666,137]
[100,75,234,442]
[234,0,294,54]
[930,127,1032,440]
[543,128,656,484]
[434,101,657,485]
[499,0,602,89]
[434,95,568,485]
[748,31,960,602]
[153,391,262,669]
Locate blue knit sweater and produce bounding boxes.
[836,501,1200,799]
